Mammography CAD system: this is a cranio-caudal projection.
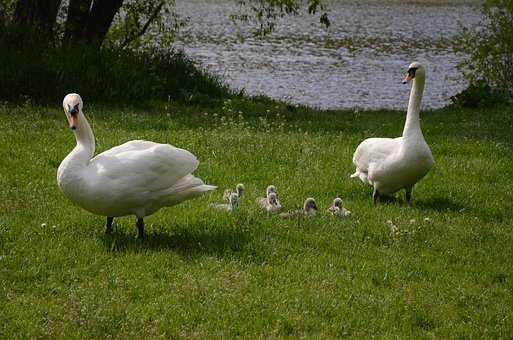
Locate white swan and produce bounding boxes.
[350,62,434,204]
[327,198,351,217]
[279,198,317,218]
[57,93,216,237]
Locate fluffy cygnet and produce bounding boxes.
[223,183,245,202]
[257,192,281,213]
[209,192,239,212]
[257,185,281,213]
[280,197,317,218]
[327,197,351,217]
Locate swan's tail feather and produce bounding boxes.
[162,175,216,206]
[199,184,217,192]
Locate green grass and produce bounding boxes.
[1,98,513,338]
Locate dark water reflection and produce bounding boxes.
[174,0,481,109]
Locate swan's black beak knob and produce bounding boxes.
[402,72,413,84]
[403,67,417,84]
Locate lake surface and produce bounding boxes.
[173,0,482,110]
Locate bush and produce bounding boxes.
[0,27,233,105]
[455,0,513,106]
[450,80,511,108]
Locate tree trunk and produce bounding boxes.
[64,0,123,47]
[14,0,62,34]
[63,0,92,45]
[83,0,124,46]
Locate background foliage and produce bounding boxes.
[0,26,233,104]
[0,0,330,103]
[0,0,330,48]
[454,0,513,107]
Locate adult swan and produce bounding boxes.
[57,93,216,237]
[350,62,434,204]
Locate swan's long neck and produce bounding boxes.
[402,73,425,139]
[65,113,95,168]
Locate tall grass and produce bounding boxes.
[1,99,513,337]
[0,27,233,105]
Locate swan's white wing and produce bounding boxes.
[352,137,401,173]
[94,140,157,156]
[89,140,199,193]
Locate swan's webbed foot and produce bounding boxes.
[136,218,144,238]
[405,186,413,203]
[373,188,380,206]
[105,217,114,234]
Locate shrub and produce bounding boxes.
[0,27,233,105]
[450,80,511,108]
[454,0,513,107]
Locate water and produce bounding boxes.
[173,0,482,110]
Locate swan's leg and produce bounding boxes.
[373,187,380,206]
[105,217,114,234]
[136,218,144,238]
[405,186,413,203]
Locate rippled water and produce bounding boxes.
[173,0,482,109]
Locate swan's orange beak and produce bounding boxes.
[69,115,78,130]
[402,72,414,84]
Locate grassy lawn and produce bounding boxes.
[1,98,513,338]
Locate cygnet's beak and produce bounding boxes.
[402,72,414,84]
